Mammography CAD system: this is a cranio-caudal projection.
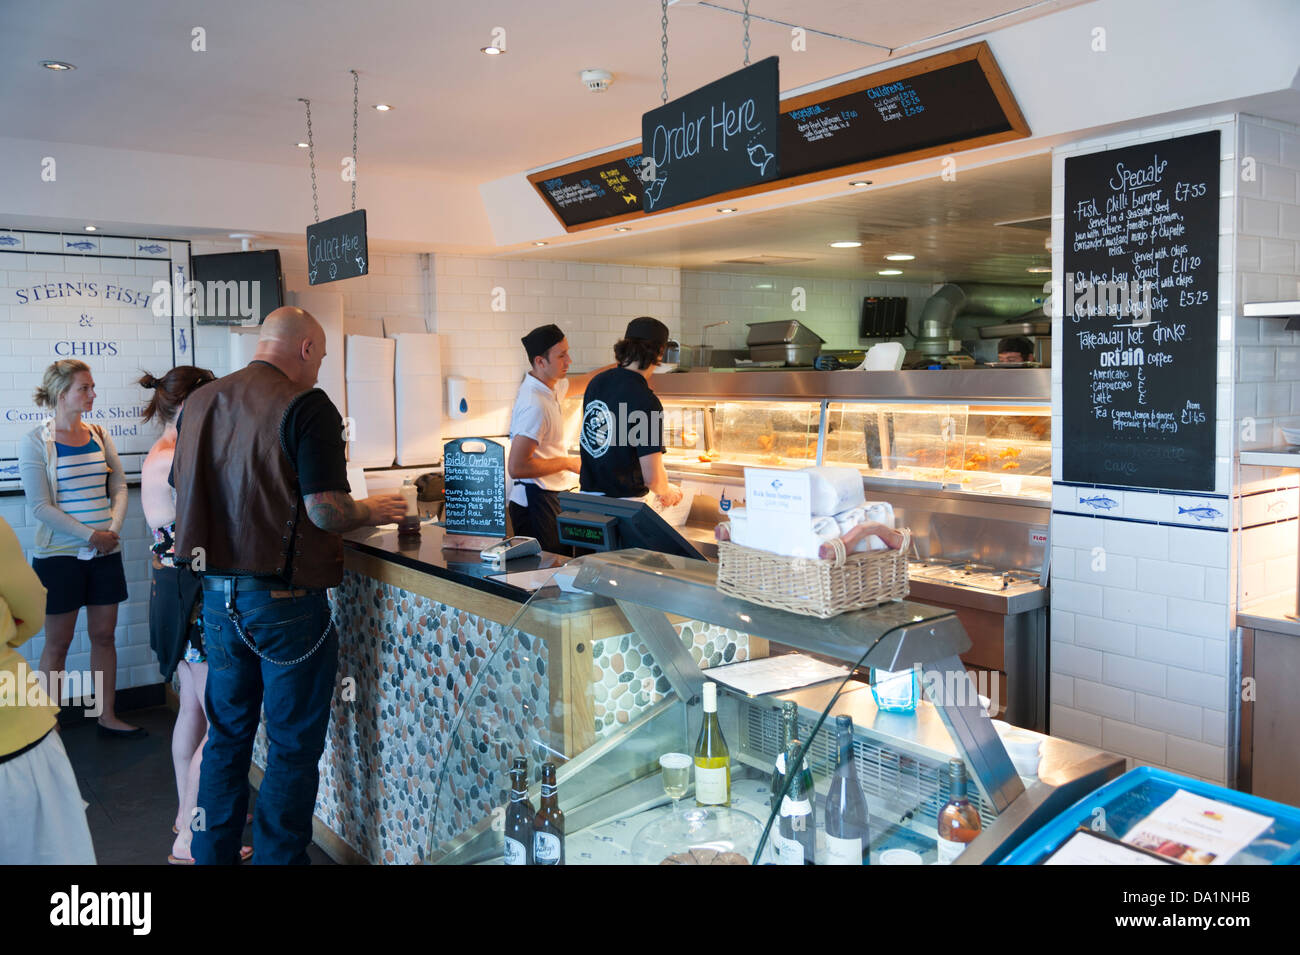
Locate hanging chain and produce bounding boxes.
[660,0,669,104]
[743,0,751,65]
[350,69,359,211]
[299,97,319,223]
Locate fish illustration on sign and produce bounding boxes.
[0,234,21,246]
[355,254,366,273]
[1079,495,1118,510]
[1178,505,1222,522]
[308,267,318,284]
[65,240,96,251]
[328,262,337,280]
[138,243,167,254]
[0,463,18,477]
[747,142,775,175]
[643,176,669,208]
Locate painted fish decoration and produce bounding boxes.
[1178,505,1222,521]
[65,239,96,251]
[0,234,20,246]
[355,254,366,273]
[747,142,775,175]
[1079,495,1118,510]
[0,463,19,476]
[643,175,669,207]
[138,243,167,254]
[177,329,188,355]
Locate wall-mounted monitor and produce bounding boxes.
[191,249,284,324]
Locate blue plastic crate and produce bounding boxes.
[1000,767,1300,865]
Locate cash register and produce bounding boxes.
[554,493,707,560]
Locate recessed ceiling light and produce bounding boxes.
[716,207,737,214]
[372,103,393,112]
[40,60,76,71]
[614,226,631,232]
[884,253,915,261]
[878,269,902,276]
[84,225,97,232]
[848,180,871,187]
[296,142,310,148]
[829,240,862,249]
[480,46,505,55]
[1026,266,1052,273]
[533,241,548,247]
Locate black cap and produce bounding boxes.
[521,323,566,361]
[623,316,669,347]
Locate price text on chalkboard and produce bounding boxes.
[1062,131,1220,492]
[640,56,780,213]
[535,155,648,228]
[442,438,507,536]
[306,209,369,285]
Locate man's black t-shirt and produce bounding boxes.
[579,366,664,498]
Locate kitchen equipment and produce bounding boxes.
[479,536,541,565]
[663,339,681,364]
[914,284,967,357]
[745,320,825,366]
[748,343,821,365]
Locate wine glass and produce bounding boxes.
[659,753,691,813]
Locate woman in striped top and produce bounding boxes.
[18,359,138,737]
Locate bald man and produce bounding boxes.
[172,305,404,865]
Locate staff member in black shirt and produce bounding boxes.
[579,317,683,507]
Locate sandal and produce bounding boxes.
[167,846,253,865]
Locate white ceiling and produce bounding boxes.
[519,153,1053,281]
[1,0,1085,182]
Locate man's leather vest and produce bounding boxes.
[172,362,343,589]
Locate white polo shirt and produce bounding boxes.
[508,372,574,505]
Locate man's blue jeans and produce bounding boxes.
[193,580,337,865]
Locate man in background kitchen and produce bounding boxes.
[996,336,1036,364]
[580,316,683,507]
[507,324,584,554]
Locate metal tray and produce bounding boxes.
[978,320,1052,339]
[745,320,825,347]
[749,342,822,366]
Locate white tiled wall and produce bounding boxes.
[1049,116,1238,784]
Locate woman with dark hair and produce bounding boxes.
[137,365,249,863]
[18,360,135,736]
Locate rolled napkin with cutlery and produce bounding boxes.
[817,521,906,559]
[804,466,866,516]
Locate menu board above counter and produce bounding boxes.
[1062,131,1220,492]
[528,42,1027,232]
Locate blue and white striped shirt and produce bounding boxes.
[49,437,112,554]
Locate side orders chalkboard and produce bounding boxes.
[1061,131,1220,492]
[442,438,507,537]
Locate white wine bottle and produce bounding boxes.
[823,715,870,865]
[694,682,731,807]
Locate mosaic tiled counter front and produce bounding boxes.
[250,550,764,864]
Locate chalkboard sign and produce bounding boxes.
[529,43,1026,232]
[779,56,1015,181]
[640,56,780,213]
[1062,131,1220,492]
[533,153,647,228]
[306,209,368,285]
[442,438,507,536]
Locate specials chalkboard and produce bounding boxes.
[640,56,780,213]
[306,209,368,285]
[534,154,647,228]
[1062,131,1220,492]
[442,438,507,536]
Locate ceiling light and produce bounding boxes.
[884,253,914,261]
[614,226,631,232]
[533,241,548,247]
[1026,266,1052,274]
[716,207,737,214]
[296,142,310,148]
[829,240,862,249]
[84,225,97,232]
[878,269,902,276]
[40,60,76,71]
[480,46,505,55]
[848,180,871,187]
[372,103,393,112]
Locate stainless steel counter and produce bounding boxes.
[650,367,1051,401]
[1237,595,1300,638]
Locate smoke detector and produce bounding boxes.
[581,69,613,92]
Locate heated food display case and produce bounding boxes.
[426,550,1123,865]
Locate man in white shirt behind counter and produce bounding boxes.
[507,324,586,554]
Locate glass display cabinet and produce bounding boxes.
[426,549,1123,865]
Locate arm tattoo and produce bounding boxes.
[306,491,361,532]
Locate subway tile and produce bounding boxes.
[1241,198,1280,237]
[1052,513,1105,549]
[1164,526,1228,568]
[1135,693,1202,739]
[1171,495,1230,530]
[1103,587,1167,628]
[1166,666,1227,710]
[1282,204,1300,240]
[1075,615,1136,655]
[1050,609,1076,644]
[1165,735,1225,782]
[1050,672,1074,708]
[1135,626,1204,670]
[1075,678,1135,722]
[1136,558,1205,600]
[1120,491,1173,523]
[1052,578,1104,614]
[1101,520,1168,560]
[1052,546,1076,581]
[1101,718,1166,765]
[1103,653,1166,696]
[1202,710,1227,747]
[1261,164,1298,203]
[1049,705,1102,747]
[1165,597,1230,640]
[1052,642,1103,681]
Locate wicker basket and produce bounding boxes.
[715,529,910,619]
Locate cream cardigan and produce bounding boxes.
[17,419,128,557]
